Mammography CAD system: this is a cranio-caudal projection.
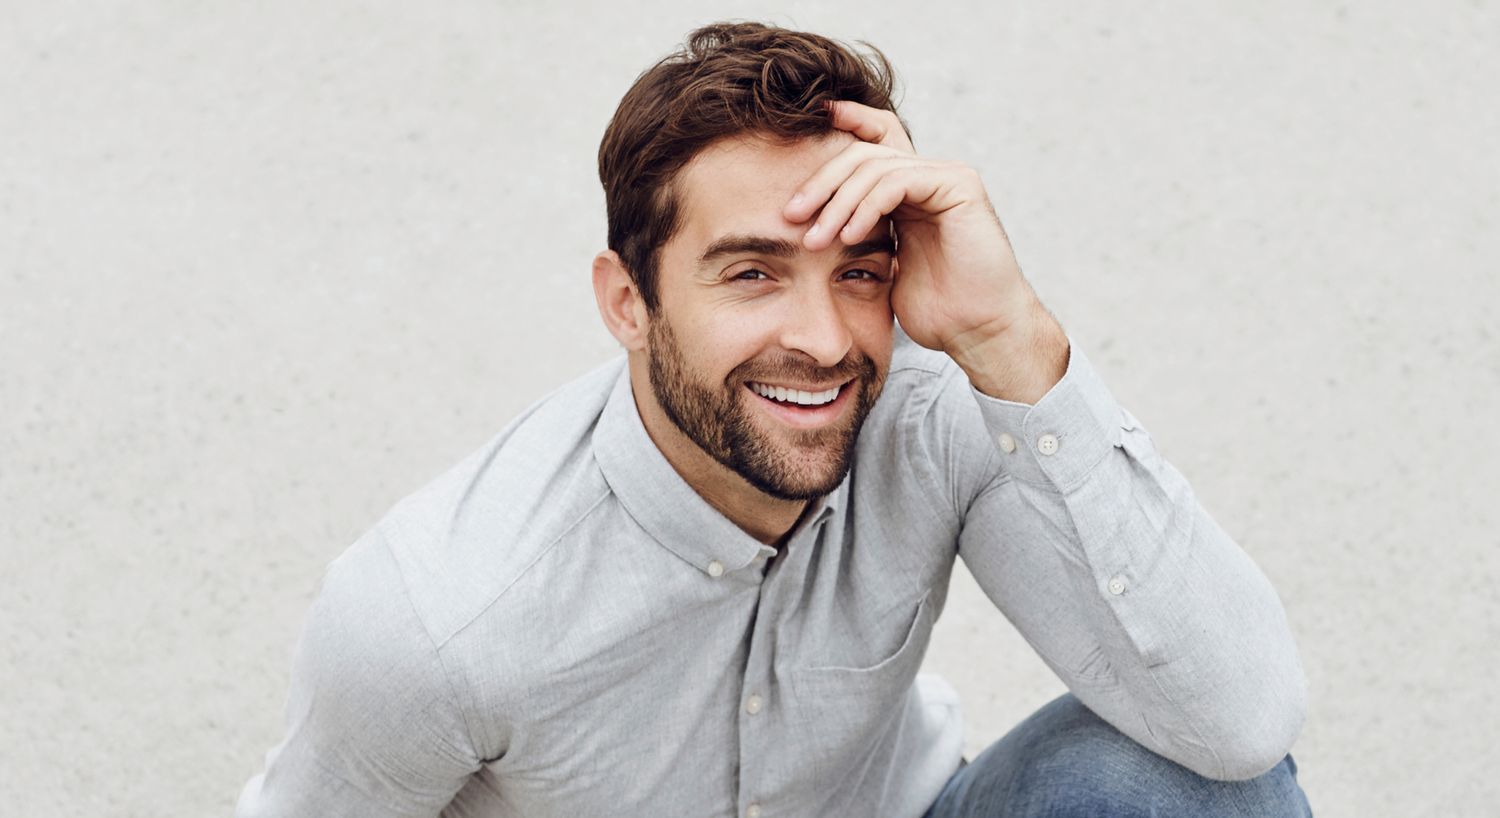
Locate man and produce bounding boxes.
[238,22,1312,817]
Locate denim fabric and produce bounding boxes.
[925,693,1313,817]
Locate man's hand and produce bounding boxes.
[783,99,1069,404]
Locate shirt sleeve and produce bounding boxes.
[236,528,481,817]
[941,336,1308,782]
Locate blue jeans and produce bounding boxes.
[923,693,1313,817]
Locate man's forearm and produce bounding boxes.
[956,340,1308,782]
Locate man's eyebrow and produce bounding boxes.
[696,233,897,269]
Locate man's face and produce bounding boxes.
[644,132,895,500]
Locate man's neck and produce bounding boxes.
[628,364,806,545]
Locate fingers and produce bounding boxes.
[784,140,904,223]
[798,155,928,249]
[786,143,972,250]
[838,173,916,248]
[804,164,967,252]
[784,99,975,251]
[826,99,914,153]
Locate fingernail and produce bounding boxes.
[806,223,820,238]
[789,192,804,207]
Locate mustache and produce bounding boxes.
[728,352,877,386]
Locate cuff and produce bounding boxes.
[968,335,1128,492]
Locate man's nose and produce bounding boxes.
[778,284,853,369]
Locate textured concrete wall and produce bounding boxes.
[3,2,1495,815]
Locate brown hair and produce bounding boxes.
[597,21,907,312]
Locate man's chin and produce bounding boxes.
[727,391,866,495]
[728,432,854,500]
[742,463,849,501]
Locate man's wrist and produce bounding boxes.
[945,305,1070,404]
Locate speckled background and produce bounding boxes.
[2,2,1496,816]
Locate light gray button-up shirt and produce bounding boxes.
[237,330,1307,817]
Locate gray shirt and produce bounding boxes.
[236,330,1307,817]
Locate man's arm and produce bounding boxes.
[237,528,481,817]
[790,97,1306,780]
[937,326,1308,782]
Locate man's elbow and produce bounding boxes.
[1202,672,1309,782]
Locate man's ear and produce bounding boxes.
[592,250,649,352]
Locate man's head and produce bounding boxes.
[598,22,908,313]
[593,22,910,502]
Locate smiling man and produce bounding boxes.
[238,22,1313,818]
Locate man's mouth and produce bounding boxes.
[743,379,853,429]
[747,381,843,407]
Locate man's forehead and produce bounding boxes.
[672,132,890,247]
[679,131,855,192]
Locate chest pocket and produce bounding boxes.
[785,590,937,769]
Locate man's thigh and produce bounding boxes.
[924,693,1312,818]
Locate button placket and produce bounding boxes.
[737,497,824,818]
[737,542,788,818]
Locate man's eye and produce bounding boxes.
[732,269,770,281]
[841,269,883,281]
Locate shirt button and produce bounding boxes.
[1037,433,1060,455]
[1108,576,1127,595]
[745,694,763,715]
[746,805,762,818]
[707,560,725,578]
[998,432,1016,453]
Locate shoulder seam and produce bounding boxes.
[433,487,614,650]
[376,529,483,767]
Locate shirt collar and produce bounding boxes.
[593,362,788,577]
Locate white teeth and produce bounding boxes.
[751,382,841,406]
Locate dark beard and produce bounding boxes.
[646,315,883,501]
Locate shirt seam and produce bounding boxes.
[433,486,614,650]
[308,749,382,804]
[898,366,950,522]
[901,361,992,522]
[1147,655,1227,780]
[1137,507,1228,780]
[1051,437,1119,496]
[377,528,485,767]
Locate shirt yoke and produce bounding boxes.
[377,357,625,647]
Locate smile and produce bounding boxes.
[748,382,843,406]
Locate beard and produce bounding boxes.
[646,314,885,501]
